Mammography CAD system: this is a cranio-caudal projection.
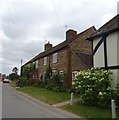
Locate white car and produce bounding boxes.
[3,79,10,83]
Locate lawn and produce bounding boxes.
[17,86,71,104]
[60,102,119,119]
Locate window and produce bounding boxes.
[60,71,64,74]
[53,53,58,63]
[35,60,38,68]
[60,71,64,82]
[33,61,35,66]
[72,71,78,80]
[43,57,47,65]
[33,74,37,79]
[39,73,43,81]
[52,70,57,74]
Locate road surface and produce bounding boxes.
[0,82,2,119]
[2,83,79,118]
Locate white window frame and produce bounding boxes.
[39,73,42,81]
[53,53,58,63]
[60,71,64,74]
[33,74,37,79]
[72,71,78,80]
[33,61,35,65]
[35,60,38,68]
[43,57,47,65]
[59,71,64,82]
[52,70,57,74]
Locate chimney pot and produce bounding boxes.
[66,29,77,40]
[44,42,52,51]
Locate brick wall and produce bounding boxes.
[38,48,68,74]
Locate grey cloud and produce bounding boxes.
[2,39,43,74]
[1,0,118,75]
[2,1,54,40]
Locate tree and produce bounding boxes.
[12,67,18,74]
[8,67,19,81]
[9,73,19,81]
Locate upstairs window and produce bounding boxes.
[35,60,38,68]
[44,57,47,65]
[53,53,58,63]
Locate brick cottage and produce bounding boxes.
[22,26,96,88]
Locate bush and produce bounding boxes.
[19,77,28,87]
[42,68,67,92]
[72,67,119,108]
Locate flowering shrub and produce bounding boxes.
[40,67,67,92]
[72,67,119,108]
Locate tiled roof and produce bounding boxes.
[24,26,96,65]
[73,50,92,68]
[87,14,119,40]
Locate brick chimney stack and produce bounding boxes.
[66,29,77,40]
[44,42,52,51]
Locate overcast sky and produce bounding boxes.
[0,0,118,75]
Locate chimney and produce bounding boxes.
[66,29,77,40]
[44,42,52,51]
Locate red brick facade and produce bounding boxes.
[23,26,96,88]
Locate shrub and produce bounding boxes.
[42,67,52,86]
[42,68,67,92]
[19,77,28,87]
[72,67,119,108]
[20,65,35,86]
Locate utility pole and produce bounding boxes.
[20,59,23,76]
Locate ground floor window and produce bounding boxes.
[72,71,78,80]
[59,71,64,82]
[33,74,37,79]
[52,70,57,74]
[59,71,64,74]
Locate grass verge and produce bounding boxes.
[16,86,71,105]
[60,102,119,119]
[10,80,17,87]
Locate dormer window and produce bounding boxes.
[43,57,47,65]
[53,53,58,63]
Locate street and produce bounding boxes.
[0,82,2,119]
[2,83,79,118]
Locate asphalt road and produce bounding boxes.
[0,82,2,119]
[2,83,79,119]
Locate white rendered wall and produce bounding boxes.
[107,32,117,66]
[93,31,119,87]
[93,37,104,67]
[117,31,119,86]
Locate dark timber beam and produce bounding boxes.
[93,34,108,55]
[101,66,119,70]
[104,38,108,67]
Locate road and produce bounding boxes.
[2,83,79,118]
[0,82,2,119]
